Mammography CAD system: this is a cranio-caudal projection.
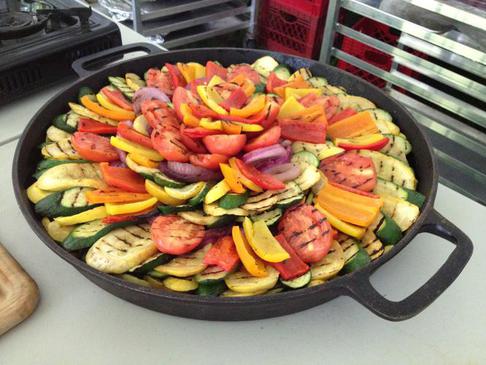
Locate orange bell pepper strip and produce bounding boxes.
[327,111,379,139]
[86,189,152,204]
[228,157,263,192]
[222,121,242,134]
[80,95,135,121]
[273,75,311,98]
[230,94,266,118]
[229,74,255,97]
[220,163,246,193]
[177,62,196,83]
[317,182,383,227]
[180,103,200,127]
[232,226,267,277]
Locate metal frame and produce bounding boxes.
[319,0,486,204]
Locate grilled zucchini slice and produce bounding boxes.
[109,76,134,100]
[46,125,72,142]
[381,195,420,231]
[204,203,250,217]
[225,267,279,293]
[250,208,282,226]
[41,217,75,242]
[68,102,118,126]
[360,229,385,261]
[35,187,97,218]
[310,240,345,280]
[37,163,105,191]
[153,244,211,277]
[251,56,279,78]
[178,211,234,228]
[380,134,411,162]
[373,178,425,208]
[291,141,344,160]
[85,224,157,274]
[163,277,198,292]
[337,95,375,111]
[294,164,321,191]
[41,138,81,160]
[27,182,55,204]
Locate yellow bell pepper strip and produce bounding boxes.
[222,121,242,134]
[229,74,255,97]
[110,136,163,161]
[165,182,205,200]
[86,189,152,204]
[229,94,266,118]
[273,75,310,98]
[96,92,129,114]
[54,206,107,226]
[180,103,200,127]
[204,180,231,204]
[199,118,223,131]
[128,153,159,168]
[232,225,267,277]
[220,163,246,193]
[26,182,54,204]
[228,157,263,192]
[187,62,206,79]
[105,197,158,215]
[278,96,306,119]
[327,111,379,139]
[145,180,185,206]
[316,183,383,227]
[334,133,389,151]
[80,95,135,121]
[314,202,366,239]
[207,75,226,88]
[177,62,195,83]
[69,102,118,126]
[243,218,290,263]
[284,87,322,100]
[197,85,228,115]
[230,121,264,132]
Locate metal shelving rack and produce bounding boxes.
[319,0,486,205]
[127,0,256,48]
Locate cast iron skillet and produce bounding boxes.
[13,44,473,321]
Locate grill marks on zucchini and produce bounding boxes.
[85,224,157,274]
[35,187,97,218]
[46,126,72,142]
[109,76,134,100]
[154,245,211,278]
[380,134,411,162]
[41,138,81,160]
[310,241,344,280]
[37,163,105,191]
[360,229,384,261]
[381,195,420,231]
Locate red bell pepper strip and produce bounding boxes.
[165,63,186,88]
[279,115,327,144]
[269,234,309,281]
[99,162,147,193]
[219,87,248,111]
[235,158,285,190]
[77,118,118,134]
[206,61,227,80]
[101,86,133,111]
[203,235,240,272]
[189,103,220,119]
[181,127,220,139]
[327,108,357,125]
[117,123,154,149]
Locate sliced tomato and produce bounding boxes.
[206,61,227,80]
[172,87,198,121]
[99,162,146,193]
[227,64,260,85]
[189,103,220,119]
[77,118,118,134]
[320,150,377,192]
[203,235,240,272]
[165,63,186,88]
[151,215,205,255]
[141,99,179,131]
[235,158,285,190]
[189,153,229,170]
[260,98,280,129]
[182,127,220,139]
[266,72,287,93]
[279,116,327,144]
[117,123,153,149]
[202,134,247,156]
[219,87,248,111]
[188,77,206,97]
[299,94,330,108]
[269,234,309,280]
[71,132,118,162]
[278,204,332,263]
[145,68,174,96]
[180,126,208,154]
[151,128,189,162]
[327,108,357,125]
[101,86,133,111]
[244,126,281,152]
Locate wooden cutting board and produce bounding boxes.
[0,243,39,336]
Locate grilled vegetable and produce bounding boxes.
[178,211,234,228]
[381,195,420,231]
[69,102,118,126]
[310,241,345,280]
[251,56,279,78]
[195,265,229,284]
[129,253,172,275]
[41,138,81,160]
[41,217,75,242]
[27,182,54,204]
[380,134,411,162]
[46,126,72,142]
[109,76,134,100]
[360,229,385,261]
[281,271,311,289]
[197,281,227,296]
[272,65,291,81]
[85,224,157,274]
[35,187,98,218]
[250,208,282,226]
[225,267,279,293]
[154,244,211,277]
[373,178,425,208]
[337,95,375,112]
[36,163,105,191]
[163,277,198,292]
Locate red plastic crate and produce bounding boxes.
[258,0,327,59]
[276,0,328,15]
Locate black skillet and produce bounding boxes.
[12,44,473,321]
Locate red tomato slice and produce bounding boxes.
[182,127,220,139]
[269,234,309,280]
[189,103,220,119]
[165,63,186,88]
[77,118,118,134]
[141,99,180,131]
[117,123,153,149]
[203,236,240,272]
[145,68,174,96]
[172,87,198,121]
[151,128,189,162]
[151,215,205,255]
[279,117,327,144]
[266,72,287,93]
[278,204,333,263]
[202,134,247,156]
[188,78,206,97]
[206,61,227,80]
[99,162,146,193]
[219,87,248,111]
[299,94,330,108]
[227,64,260,85]
[327,108,357,125]
[320,151,377,192]
[180,126,208,154]
[189,153,229,170]
[244,126,281,152]
[71,132,118,162]
[101,87,133,111]
[235,158,285,190]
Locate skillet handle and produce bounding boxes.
[344,209,473,321]
[72,42,162,78]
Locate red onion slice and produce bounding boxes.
[162,161,222,182]
[133,87,170,114]
[266,163,301,182]
[241,144,288,165]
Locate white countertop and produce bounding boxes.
[0,18,485,365]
